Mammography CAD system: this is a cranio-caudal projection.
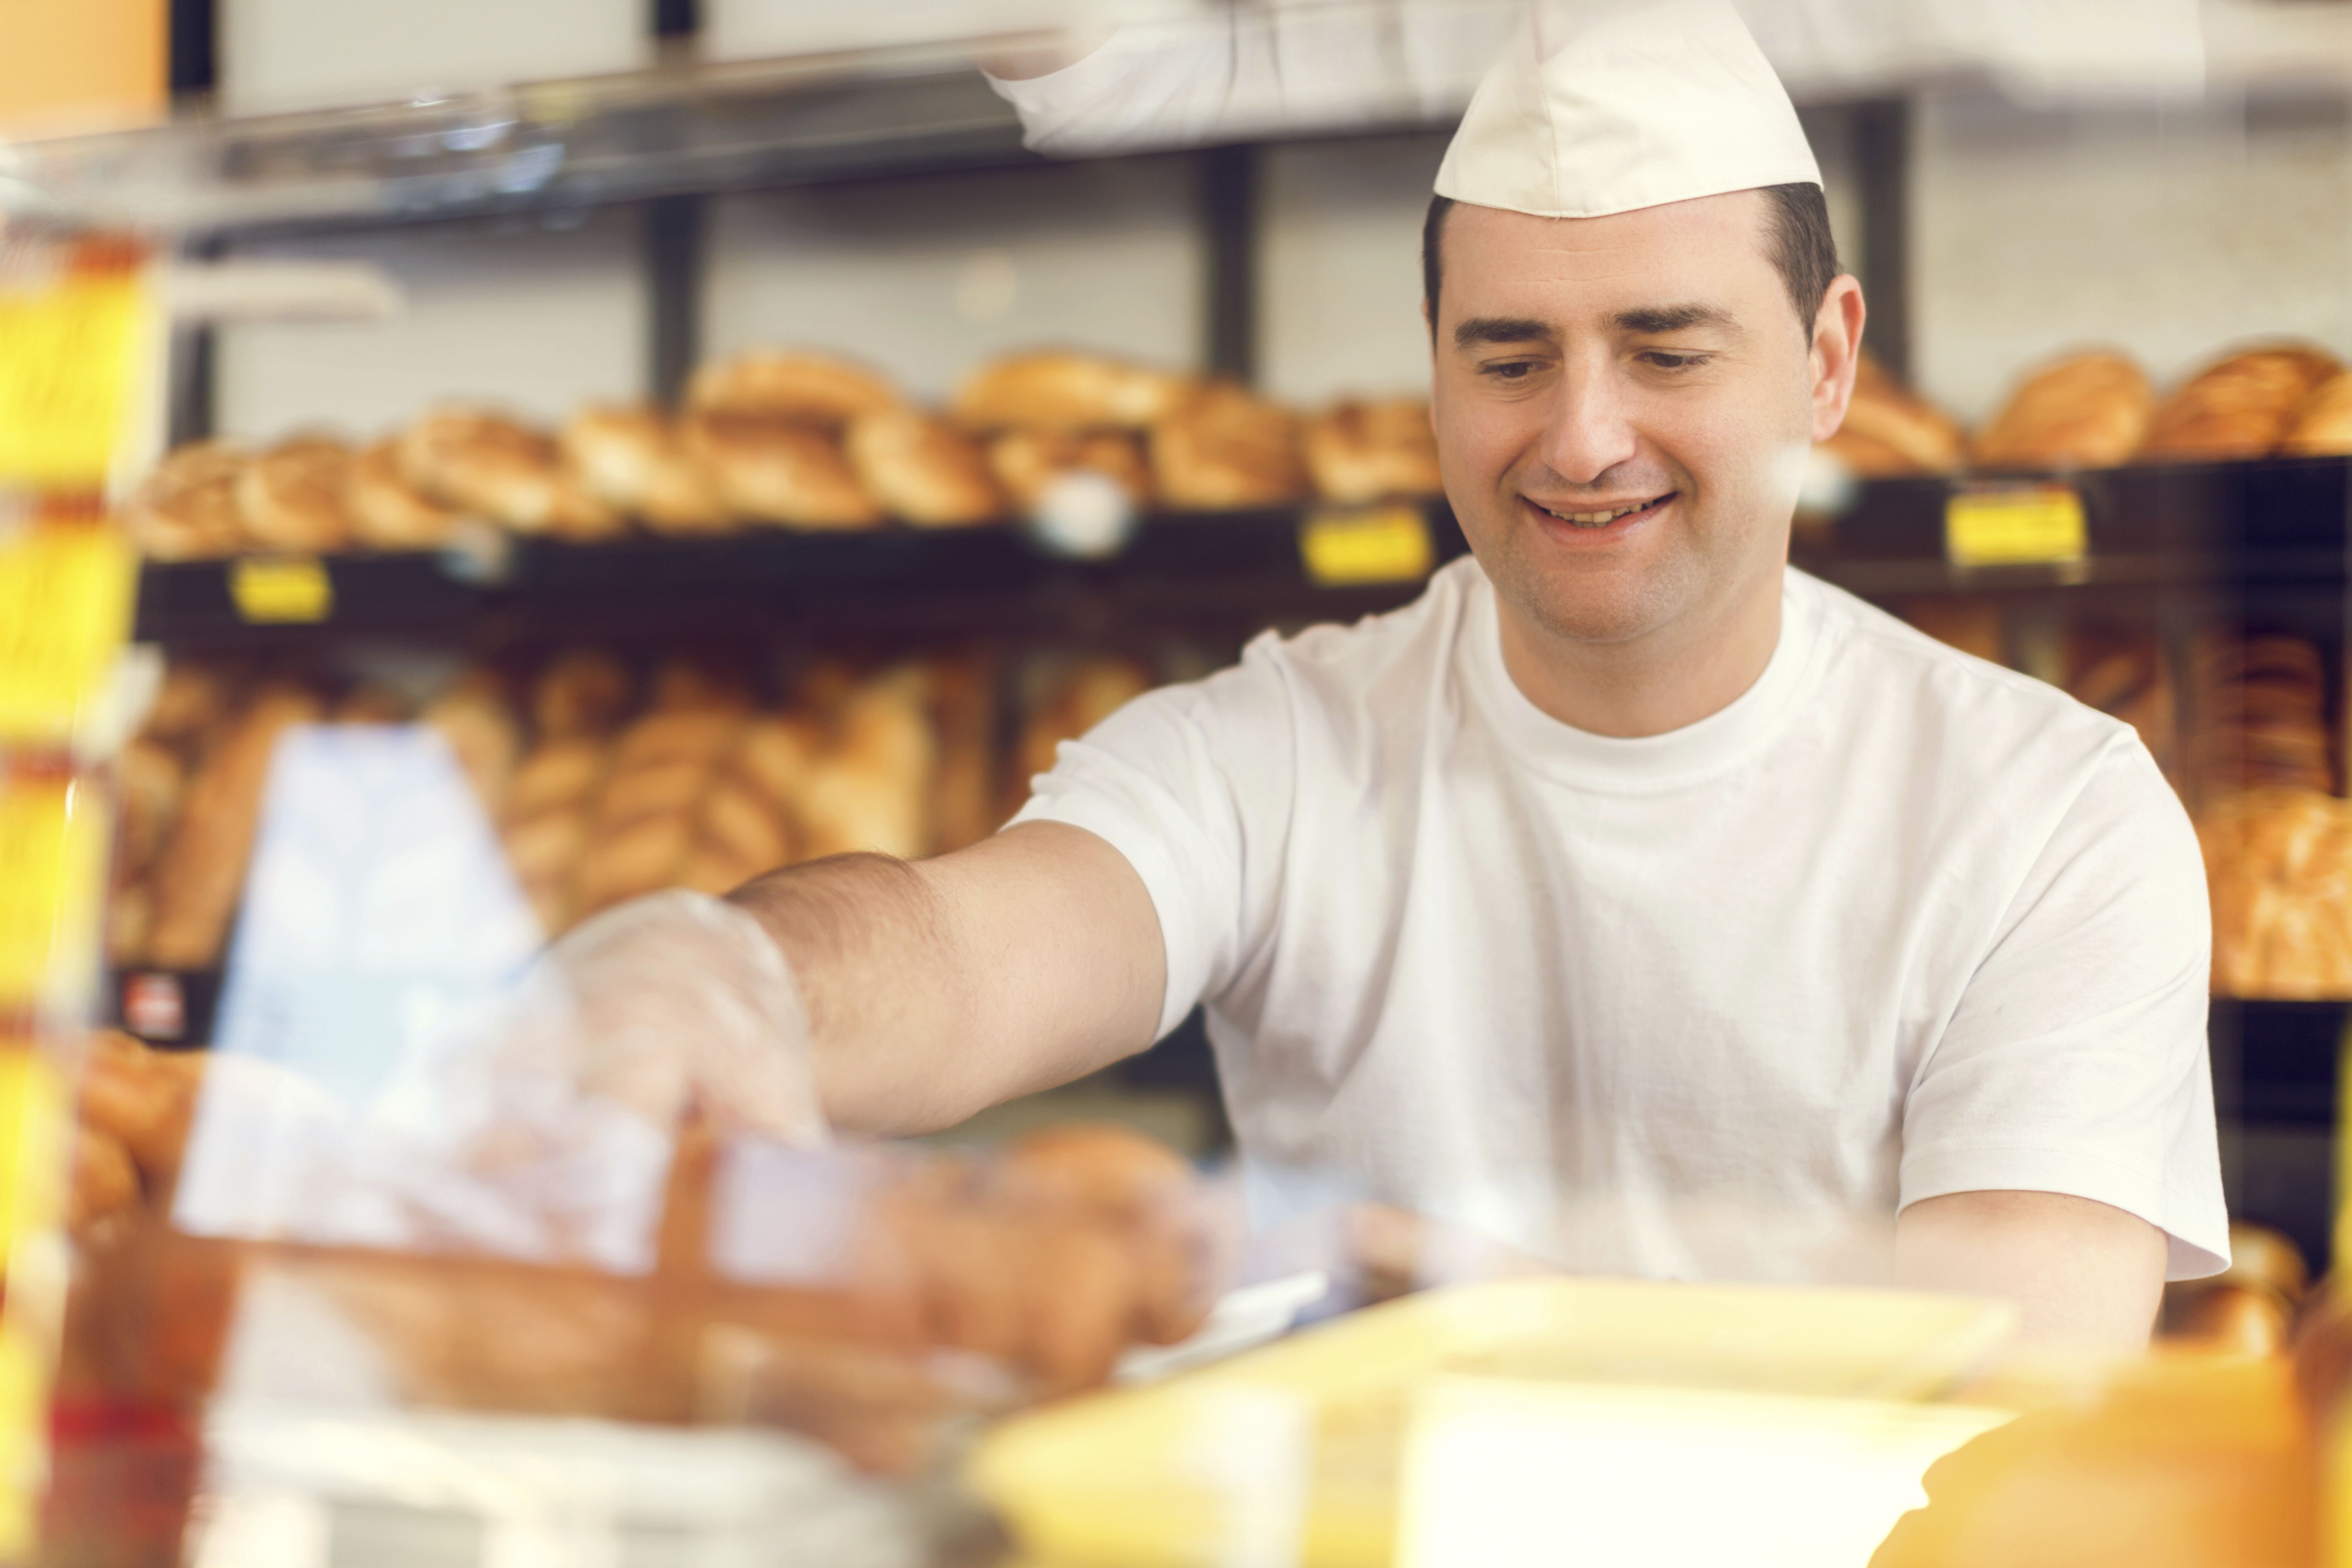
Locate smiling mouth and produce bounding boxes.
[1526,492,1675,529]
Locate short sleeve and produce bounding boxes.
[1899,736,2229,1279]
[1009,645,1298,1041]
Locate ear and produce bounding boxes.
[1809,275,1868,443]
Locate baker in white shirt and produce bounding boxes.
[602,1,2225,1347]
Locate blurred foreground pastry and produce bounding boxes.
[562,405,732,535]
[681,412,882,530]
[1972,351,2153,471]
[125,443,247,561]
[348,438,461,548]
[235,434,356,552]
[1305,399,1443,503]
[399,406,623,541]
[2139,344,2341,463]
[686,351,902,428]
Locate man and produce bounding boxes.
[632,2,2224,1348]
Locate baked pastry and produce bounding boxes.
[233,435,356,552]
[145,683,325,969]
[681,412,882,530]
[398,406,624,540]
[1149,383,1307,510]
[2280,369,2352,457]
[1824,356,1965,476]
[561,405,732,535]
[2189,631,2334,801]
[793,668,936,862]
[986,430,1151,512]
[2065,632,2180,782]
[844,410,1004,528]
[1304,399,1443,503]
[125,443,247,561]
[1971,352,2154,472]
[2199,788,2352,997]
[686,352,901,428]
[953,352,1192,433]
[2139,345,2341,463]
[347,438,461,549]
[531,650,634,739]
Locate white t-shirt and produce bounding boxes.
[1014,557,2228,1283]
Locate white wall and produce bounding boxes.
[704,159,1204,403]
[1911,89,2352,425]
[219,0,647,115]
[216,213,646,443]
[1257,134,1444,407]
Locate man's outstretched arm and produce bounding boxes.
[1896,1190,2166,1349]
[728,821,1166,1137]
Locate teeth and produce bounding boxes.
[1539,498,1657,526]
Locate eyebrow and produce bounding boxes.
[1452,316,1553,350]
[1613,303,1740,334]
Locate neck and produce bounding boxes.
[1495,565,1787,738]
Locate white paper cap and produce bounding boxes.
[1434,0,1821,220]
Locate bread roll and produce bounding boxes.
[2189,631,2332,800]
[794,669,935,861]
[2140,345,2341,463]
[575,811,695,913]
[125,443,247,561]
[2280,369,2352,457]
[615,710,746,771]
[421,677,521,817]
[561,405,733,535]
[686,352,901,428]
[596,758,715,829]
[1304,399,1443,503]
[146,683,324,968]
[234,435,356,552]
[399,406,624,539]
[115,739,186,881]
[1829,356,1965,475]
[954,352,1190,433]
[531,650,633,739]
[1971,352,2153,472]
[1150,384,1307,510]
[347,438,461,549]
[504,737,610,822]
[986,430,1151,512]
[844,410,1003,528]
[680,412,882,530]
[729,715,824,812]
[2199,788,2352,997]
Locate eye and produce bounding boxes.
[1639,351,1709,370]
[1481,359,1543,381]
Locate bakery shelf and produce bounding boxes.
[1797,454,2352,598]
[131,501,1474,648]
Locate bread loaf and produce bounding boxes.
[2140,345,2341,463]
[399,406,623,540]
[125,443,247,561]
[680,412,882,530]
[1829,356,1964,475]
[794,668,935,861]
[986,430,1151,512]
[2200,787,2352,997]
[2189,631,2333,800]
[145,683,323,968]
[347,438,461,549]
[561,405,732,535]
[234,435,356,552]
[1149,384,1307,510]
[686,352,902,428]
[1304,399,1443,503]
[531,650,633,740]
[953,352,1190,433]
[844,410,1003,528]
[2281,369,2352,457]
[1971,352,2153,471]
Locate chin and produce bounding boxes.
[1491,549,1690,646]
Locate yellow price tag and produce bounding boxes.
[1300,505,1435,587]
[0,775,105,1010]
[1944,486,2087,568]
[231,555,334,623]
[0,523,135,744]
[0,248,151,488]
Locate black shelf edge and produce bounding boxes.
[132,501,1472,648]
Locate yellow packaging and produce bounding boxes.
[0,522,136,746]
[0,773,107,1013]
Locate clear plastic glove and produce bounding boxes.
[499,889,829,1148]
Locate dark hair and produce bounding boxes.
[1422,182,1841,338]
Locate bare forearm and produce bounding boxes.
[1895,1190,2165,1351]
[727,824,1165,1136]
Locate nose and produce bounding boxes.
[1535,352,1642,487]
